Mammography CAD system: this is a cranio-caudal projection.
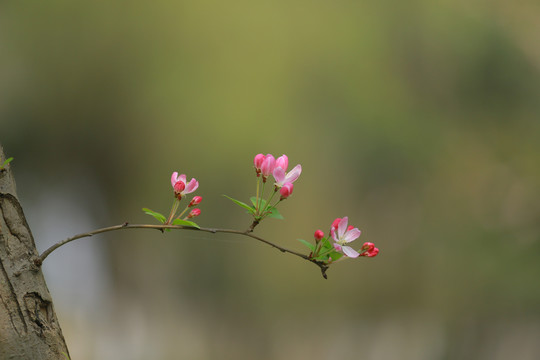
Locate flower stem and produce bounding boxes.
[165,198,180,224]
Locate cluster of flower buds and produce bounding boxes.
[359,242,379,257]
[253,153,302,200]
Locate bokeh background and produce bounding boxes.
[2,1,540,359]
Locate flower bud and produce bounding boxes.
[261,154,276,179]
[188,208,201,218]
[280,182,294,200]
[254,154,266,175]
[189,196,202,207]
[314,230,324,242]
[275,155,288,172]
[173,181,186,198]
[360,242,379,257]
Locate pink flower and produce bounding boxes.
[314,230,324,241]
[188,208,201,218]
[275,155,289,172]
[273,164,302,187]
[254,154,266,176]
[279,182,294,199]
[360,242,379,257]
[260,154,276,178]
[331,216,362,258]
[171,172,199,199]
[189,196,202,207]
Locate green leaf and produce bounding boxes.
[1,157,13,169]
[265,206,284,219]
[223,195,256,214]
[297,239,315,252]
[142,208,167,224]
[171,218,200,229]
[320,237,333,251]
[315,250,343,262]
[328,251,343,261]
[250,196,266,208]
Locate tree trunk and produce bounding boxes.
[0,144,69,359]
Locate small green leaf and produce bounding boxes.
[320,237,333,251]
[265,206,284,219]
[142,208,167,224]
[1,157,13,169]
[250,196,267,208]
[171,218,200,229]
[297,239,315,252]
[315,250,343,262]
[328,251,343,261]
[223,195,256,214]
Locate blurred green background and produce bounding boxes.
[2,0,540,359]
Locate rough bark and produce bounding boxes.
[0,144,69,359]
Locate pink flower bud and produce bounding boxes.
[279,182,294,199]
[275,155,289,172]
[331,218,342,230]
[361,242,373,251]
[189,196,202,207]
[188,208,201,218]
[254,153,266,175]
[261,154,275,178]
[314,230,324,241]
[173,181,186,197]
[360,242,379,257]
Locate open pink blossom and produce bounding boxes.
[171,172,199,199]
[273,164,302,187]
[331,216,362,258]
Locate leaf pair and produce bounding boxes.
[297,237,343,263]
[223,195,283,220]
[142,208,199,229]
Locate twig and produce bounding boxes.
[34,223,330,278]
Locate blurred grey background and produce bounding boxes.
[2,1,540,359]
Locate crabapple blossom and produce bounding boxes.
[331,216,362,258]
[360,242,379,257]
[189,196,202,207]
[275,155,288,172]
[314,230,324,241]
[171,172,199,199]
[188,208,201,218]
[260,154,276,178]
[254,154,265,176]
[273,164,302,187]
[279,182,294,199]
[173,180,185,194]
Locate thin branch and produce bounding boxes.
[34,223,330,278]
